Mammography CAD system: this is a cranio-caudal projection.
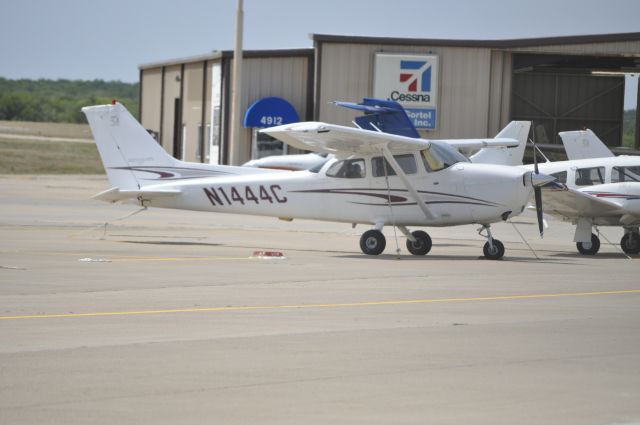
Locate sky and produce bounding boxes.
[1,0,639,108]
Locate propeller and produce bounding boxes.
[532,127,544,238]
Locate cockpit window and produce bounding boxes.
[326,158,366,178]
[420,141,469,172]
[575,167,605,186]
[550,171,567,184]
[371,154,417,177]
[612,166,640,183]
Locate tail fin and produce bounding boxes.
[334,98,420,138]
[559,129,614,160]
[470,121,531,165]
[82,103,178,190]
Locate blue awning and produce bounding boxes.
[243,97,299,128]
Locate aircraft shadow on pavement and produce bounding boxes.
[335,253,577,265]
[549,252,637,260]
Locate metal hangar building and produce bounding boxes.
[138,32,640,165]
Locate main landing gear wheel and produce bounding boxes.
[406,230,432,255]
[620,232,640,255]
[360,229,386,255]
[482,239,505,260]
[576,233,600,255]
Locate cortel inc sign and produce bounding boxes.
[373,53,439,130]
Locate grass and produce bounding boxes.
[0,120,91,139]
[0,138,104,174]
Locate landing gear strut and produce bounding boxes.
[479,225,505,260]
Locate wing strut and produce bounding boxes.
[381,144,436,220]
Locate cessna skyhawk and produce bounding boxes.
[83,103,552,260]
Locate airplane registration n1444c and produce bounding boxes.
[82,102,553,260]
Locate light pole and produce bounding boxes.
[229,0,244,164]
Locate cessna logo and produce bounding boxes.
[390,60,433,103]
[373,53,438,128]
[399,60,432,92]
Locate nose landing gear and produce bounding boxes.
[479,224,505,260]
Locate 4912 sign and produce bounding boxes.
[203,184,287,206]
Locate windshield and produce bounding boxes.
[420,141,469,172]
[308,158,330,173]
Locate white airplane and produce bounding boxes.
[83,103,553,260]
[523,129,640,255]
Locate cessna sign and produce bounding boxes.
[373,53,438,130]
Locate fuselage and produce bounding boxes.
[522,156,640,225]
[522,156,640,188]
[143,153,534,228]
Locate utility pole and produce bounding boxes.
[635,76,640,150]
[229,0,244,164]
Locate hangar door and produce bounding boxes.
[511,70,624,147]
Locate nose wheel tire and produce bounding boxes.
[576,233,600,255]
[483,239,505,260]
[406,230,432,255]
[621,232,640,255]
[360,230,386,255]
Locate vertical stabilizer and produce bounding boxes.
[335,98,420,138]
[470,121,531,166]
[82,103,179,190]
[559,129,614,160]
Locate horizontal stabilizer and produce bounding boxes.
[92,187,181,203]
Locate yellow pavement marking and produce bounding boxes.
[0,249,251,262]
[1,289,639,321]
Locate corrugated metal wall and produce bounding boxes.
[487,51,513,136]
[512,72,624,146]
[140,68,162,139]
[160,65,182,153]
[182,62,205,162]
[316,42,495,139]
[141,54,310,164]
[232,56,310,162]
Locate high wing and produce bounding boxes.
[261,122,429,155]
[261,122,518,155]
[541,184,625,218]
